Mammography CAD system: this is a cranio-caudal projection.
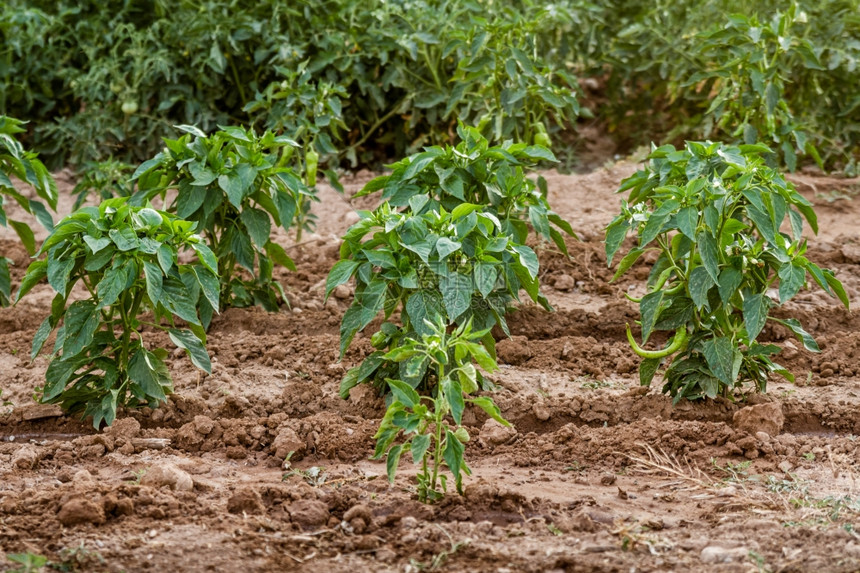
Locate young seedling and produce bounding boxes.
[19,197,218,427]
[373,316,508,503]
[606,142,849,402]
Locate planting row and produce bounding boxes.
[0,115,848,502]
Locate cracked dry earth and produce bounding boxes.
[0,163,859,572]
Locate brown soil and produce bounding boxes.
[0,164,859,573]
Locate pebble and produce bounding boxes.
[700,546,749,563]
[140,461,194,492]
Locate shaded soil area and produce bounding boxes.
[0,164,859,572]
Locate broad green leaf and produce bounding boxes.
[128,347,170,401]
[443,377,465,425]
[512,245,538,279]
[191,243,218,274]
[31,316,54,359]
[411,434,431,464]
[83,236,111,254]
[675,206,698,240]
[468,396,509,426]
[605,220,630,266]
[169,329,211,373]
[440,272,472,321]
[688,266,714,309]
[773,318,819,352]
[405,291,444,336]
[9,220,36,255]
[240,208,271,248]
[47,255,74,295]
[697,230,720,283]
[62,301,99,356]
[743,293,771,340]
[639,290,664,344]
[778,263,805,303]
[435,237,461,259]
[443,430,465,486]
[640,200,680,246]
[143,261,163,303]
[388,378,420,408]
[639,357,661,387]
[386,444,404,483]
[326,260,359,299]
[702,336,738,386]
[95,266,127,309]
[109,226,139,251]
[718,267,743,304]
[473,262,498,298]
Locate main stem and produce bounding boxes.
[429,362,446,496]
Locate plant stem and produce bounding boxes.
[429,362,446,496]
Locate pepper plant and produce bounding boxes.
[373,316,509,502]
[355,124,576,254]
[18,198,218,428]
[606,141,849,402]
[0,116,57,305]
[328,200,545,397]
[130,125,312,320]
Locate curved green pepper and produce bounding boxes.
[626,324,688,359]
[305,148,319,187]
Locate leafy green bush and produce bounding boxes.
[606,142,849,402]
[1,0,582,171]
[0,116,57,305]
[130,125,311,318]
[19,197,217,427]
[373,317,508,502]
[329,128,571,397]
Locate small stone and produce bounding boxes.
[755,431,771,443]
[333,285,351,300]
[287,499,329,529]
[400,516,419,529]
[73,469,94,483]
[554,274,575,291]
[733,402,784,437]
[532,402,551,422]
[480,418,517,447]
[700,546,749,564]
[20,404,63,421]
[140,462,194,492]
[193,415,215,435]
[58,497,106,526]
[273,427,306,460]
[343,504,373,528]
[227,487,264,515]
[778,460,794,473]
[600,473,617,486]
[11,445,38,470]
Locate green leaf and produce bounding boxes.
[411,434,431,464]
[743,293,771,341]
[512,245,539,279]
[31,316,54,359]
[443,377,465,425]
[440,272,472,321]
[388,378,420,408]
[143,261,163,304]
[773,318,819,352]
[109,226,140,251]
[702,336,738,386]
[778,263,805,303]
[95,266,128,309]
[473,262,498,298]
[386,444,404,483]
[219,164,257,208]
[47,255,74,295]
[823,270,849,310]
[326,260,359,299]
[435,237,461,259]
[9,220,36,255]
[688,266,714,309]
[240,208,271,248]
[605,220,630,266]
[62,301,99,356]
[718,267,743,304]
[44,356,87,400]
[192,243,218,274]
[443,430,465,487]
[405,291,444,336]
[612,249,645,282]
[675,206,698,240]
[640,200,680,246]
[468,396,509,426]
[128,347,170,401]
[192,266,220,312]
[639,357,661,387]
[639,290,664,344]
[697,230,720,283]
[83,235,111,254]
[169,329,211,373]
